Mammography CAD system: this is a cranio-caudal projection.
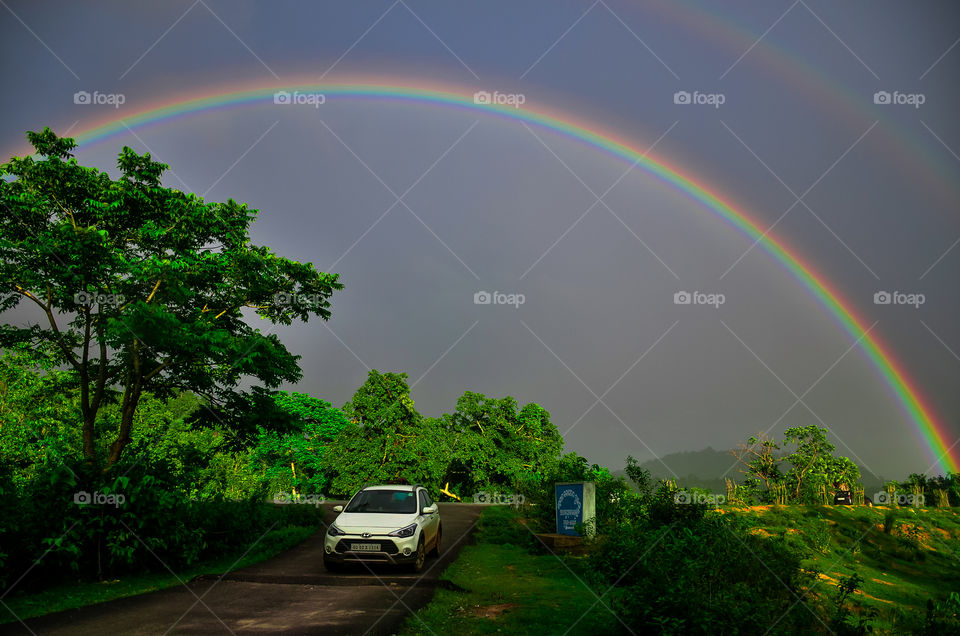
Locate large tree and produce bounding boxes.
[0,129,342,469]
[326,370,445,495]
[440,391,563,495]
[732,426,861,503]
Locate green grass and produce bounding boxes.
[724,504,960,632]
[0,524,318,625]
[399,507,618,635]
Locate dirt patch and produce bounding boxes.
[471,603,518,619]
[871,578,894,586]
[854,590,895,604]
[818,573,838,585]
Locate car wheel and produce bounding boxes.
[408,536,425,573]
[323,556,341,573]
[428,526,441,558]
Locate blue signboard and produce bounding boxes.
[555,483,584,536]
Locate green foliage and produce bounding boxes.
[439,392,563,496]
[922,592,960,635]
[589,512,814,634]
[516,452,639,537]
[0,346,329,594]
[806,514,834,556]
[250,391,350,497]
[324,371,445,496]
[323,370,564,499]
[733,426,863,504]
[829,573,877,635]
[0,128,342,467]
[0,453,321,594]
[0,343,82,486]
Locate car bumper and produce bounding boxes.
[323,535,419,564]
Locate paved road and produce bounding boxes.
[6,503,482,635]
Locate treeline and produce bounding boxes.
[0,345,569,592]
[729,429,960,507]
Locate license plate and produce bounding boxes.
[350,543,380,552]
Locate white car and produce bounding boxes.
[323,484,442,572]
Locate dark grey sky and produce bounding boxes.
[2,0,958,480]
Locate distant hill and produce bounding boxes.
[609,447,735,493]
[612,447,888,496]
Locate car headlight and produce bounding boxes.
[327,524,345,536]
[388,523,418,538]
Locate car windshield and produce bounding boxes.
[344,490,417,514]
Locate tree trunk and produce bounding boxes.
[82,407,97,465]
[105,379,142,469]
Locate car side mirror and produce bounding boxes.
[422,504,438,514]
[333,505,343,512]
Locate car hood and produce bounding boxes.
[333,512,418,534]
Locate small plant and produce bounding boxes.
[883,511,897,534]
[807,515,833,555]
[830,573,877,635]
[922,592,960,634]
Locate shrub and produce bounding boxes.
[922,592,960,635]
[589,513,814,634]
[0,453,322,595]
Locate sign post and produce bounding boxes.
[555,481,596,537]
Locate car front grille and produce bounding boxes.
[335,539,399,554]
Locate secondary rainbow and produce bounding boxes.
[61,81,959,473]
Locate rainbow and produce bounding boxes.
[41,80,960,473]
[653,0,959,205]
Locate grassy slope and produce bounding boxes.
[0,524,319,625]
[724,504,960,631]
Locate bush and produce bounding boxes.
[589,512,813,635]
[922,592,960,635]
[0,454,322,595]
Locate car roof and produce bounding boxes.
[362,484,419,492]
